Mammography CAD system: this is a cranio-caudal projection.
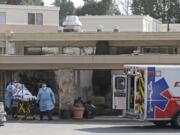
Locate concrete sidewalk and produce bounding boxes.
[6,115,133,122]
[2,119,178,135]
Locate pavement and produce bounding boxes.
[92,115,132,121]
[6,114,133,122]
[1,117,180,135]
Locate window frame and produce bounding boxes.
[0,12,6,25]
[35,13,43,25]
[28,13,43,25]
[115,77,125,90]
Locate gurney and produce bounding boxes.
[12,83,37,120]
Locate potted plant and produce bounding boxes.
[72,97,85,119]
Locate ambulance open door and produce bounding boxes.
[112,75,127,110]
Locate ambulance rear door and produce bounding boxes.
[112,75,127,110]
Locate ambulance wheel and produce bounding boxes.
[172,112,180,129]
[153,121,168,127]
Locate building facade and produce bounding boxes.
[1,5,180,114]
[78,15,180,32]
[0,32,180,113]
[79,15,162,32]
[0,4,59,33]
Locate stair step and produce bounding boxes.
[125,112,140,119]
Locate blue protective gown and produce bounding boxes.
[5,83,16,108]
[37,87,56,112]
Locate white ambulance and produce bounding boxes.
[113,65,180,128]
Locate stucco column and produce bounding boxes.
[55,69,80,112]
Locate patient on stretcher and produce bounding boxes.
[13,83,37,101]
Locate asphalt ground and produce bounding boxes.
[0,116,180,135]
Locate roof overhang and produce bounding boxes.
[0,32,180,42]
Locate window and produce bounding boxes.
[0,47,4,54]
[36,13,43,25]
[141,46,177,54]
[24,47,42,55]
[28,13,43,25]
[116,46,137,54]
[0,12,6,24]
[24,47,59,55]
[28,13,35,24]
[115,77,125,90]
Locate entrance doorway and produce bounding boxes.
[0,70,59,113]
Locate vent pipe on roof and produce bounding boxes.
[97,25,103,32]
[62,16,82,32]
[113,25,120,32]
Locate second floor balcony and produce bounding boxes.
[0,32,180,69]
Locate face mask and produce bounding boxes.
[13,83,17,86]
[42,86,46,89]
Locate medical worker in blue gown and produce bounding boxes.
[37,83,56,120]
[5,79,18,118]
[5,81,16,109]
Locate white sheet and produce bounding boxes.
[13,83,37,101]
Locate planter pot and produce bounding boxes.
[72,107,85,119]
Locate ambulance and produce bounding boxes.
[112,65,180,128]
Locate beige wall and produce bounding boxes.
[0,5,59,33]
[160,24,180,32]
[79,16,143,32]
[0,24,58,33]
[142,16,161,32]
[79,15,180,32]
[2,32,180,42]
[79,16,162,32]
[42,10,59,26]
[1,55,180,70]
